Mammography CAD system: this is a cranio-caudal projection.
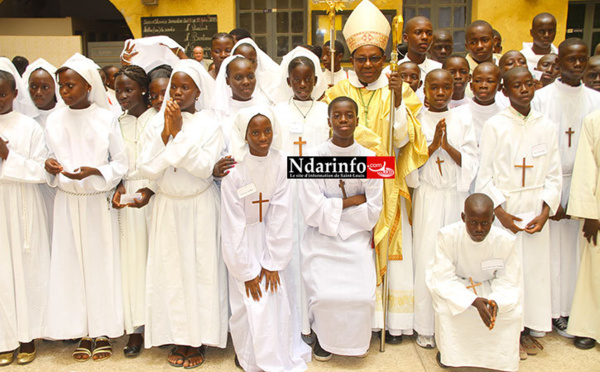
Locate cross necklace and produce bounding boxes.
[357,88,376,127]
[291,98,314,120]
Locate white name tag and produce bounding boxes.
[481,258,504,271]
[237,183,257,199]
[289,121,303,134]
[120,193,142,204]
[531,143,547,157]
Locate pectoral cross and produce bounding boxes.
[467,277,482,296]
[565,127,575,148]
[339,179,347,199]
[252,192,269,223]
[436,157,444,176]
[294,136,307,156]
[514,157,533,187]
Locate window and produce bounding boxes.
[567,1,600,52]
[403,0,471,52]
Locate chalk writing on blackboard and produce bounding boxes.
[141,15,218,57]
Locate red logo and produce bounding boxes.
[366,156,395,179]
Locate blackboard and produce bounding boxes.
[141,15,218,58]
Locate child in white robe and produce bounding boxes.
[531,38,600,337]
[110,65,156,357]
[0,67,50,367]
[139,60,227,368]
[476,67,562,356]
[300,97,383,360]
[427,194,522,371]
[221,106,310,372]
[413,69,478,348]
[44,53,128,362]
[231,38,280,105]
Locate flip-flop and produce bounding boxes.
[72,337,93,362]
[92,337,112,361]
[184,346,205,370]
[168,346,187,368]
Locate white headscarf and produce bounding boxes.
[60,53,110,110]
[231,105,277,162]
[274,46,327,103]
[0,57,38,116]
[211,55,249,115]
[22,58,65,114]
[121,36,183,73]
[158,59,214,115]
[231,38,280,103]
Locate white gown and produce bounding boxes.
[413,108,478,336]
[427,222,522,371]
[0,111,50,351]
[44,104,128,339]
[272,98,330,336]
[532,80,600,318]
[520,42,558,72]
[139,111,228,349]
[476,106,562,332]
[221,149,310,372]
[300,140,383,355]
[117,108,156,334]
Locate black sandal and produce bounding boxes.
[184,346,205,370]
[168,346,187,368]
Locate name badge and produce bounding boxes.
[531,143,547,157]
[289,121,303,134]
[237,183,257,199]
[481,258,504,271]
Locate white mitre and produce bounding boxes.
[342,0,391,53]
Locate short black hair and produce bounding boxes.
[288,56,315,75]
[148,64,173,81]
[323,40,345,57]
[442,54,468,69]
[0,70,17,91]
[558,37,588,56]
[212,32,234,43]
[328,96,358,116]
[11,56,28,77]
[229,28,252,41]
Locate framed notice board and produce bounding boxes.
[141,15,218,57]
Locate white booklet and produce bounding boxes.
[120,193,143,205]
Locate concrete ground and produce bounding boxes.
[2,330,599,371]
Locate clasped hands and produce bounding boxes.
[472,297,498,330]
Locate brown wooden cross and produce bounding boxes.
[294,136,307,156]
[467,277,482,296]
[436,157,444,176]
[514,157,533,187]
[339,179,347,199]
[565,127,575,148]
[252,192,270,223]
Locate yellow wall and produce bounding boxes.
[307,0,403,45]
[109,0,236,39]
[472,0,568,52]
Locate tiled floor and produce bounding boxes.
[2,331,599,371]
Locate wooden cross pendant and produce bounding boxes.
[339,179,347,199]
[436,157,445,176]
[565,127,575,148]
[294,136,307,156]
[252,192,270,223]
[467,277,482,296]
[514,157,533,187]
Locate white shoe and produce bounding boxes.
[529,330,546,338]
[416,334,436,349]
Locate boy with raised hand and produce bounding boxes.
[531,38,600,339]
[521,13,558,72]
[476,66,561,357]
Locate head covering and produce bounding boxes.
[231,38,280,103]
[211,55,252,115]
[0,57,38,116]
[60,53,110,110]
[274,46,327,103]
[158,59,215,116]
[231,105,276,162]
[121,36,183,73]
[22,58,65,114]
[343,0,391,54]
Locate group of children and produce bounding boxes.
[0,1,599,371]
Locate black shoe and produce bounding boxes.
[123,344,142,357]
[313,338,332,362]
[436,352,448,369]
[301,331,316,346]
[380,330,403,345]
[552,317,573,338]
[574,336,596,350]
[234,355,242,369]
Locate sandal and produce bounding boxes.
[92,337,112,361]
[72,337,93,362]
[184,346,205,370]
[168,346,187,368]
